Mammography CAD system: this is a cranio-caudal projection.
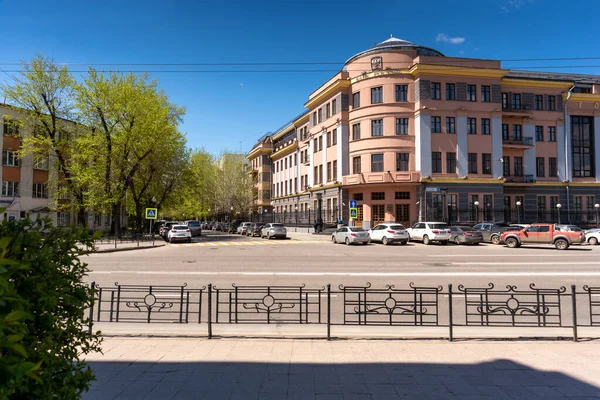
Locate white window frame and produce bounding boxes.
[2,150,19,167]
[32,183,48,198]
[1,181,19,197]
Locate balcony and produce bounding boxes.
[505,175,535,184]
[342,171,420,186]
[502,136,534,148]
[502,104,534,116]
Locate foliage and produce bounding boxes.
[0,216,101,399]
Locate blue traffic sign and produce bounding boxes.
[145,208,158,219]
[349,200,358,208]
[350,209,357,218]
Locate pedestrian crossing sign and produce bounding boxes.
[145,208,158,219]
[350,209,357,218]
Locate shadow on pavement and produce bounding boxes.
[84,359,600,399]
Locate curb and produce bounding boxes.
[94,243,166,253]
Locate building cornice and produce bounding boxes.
[410,64,507,79]
[350,68,412,84]
[421,178,505,184]
[246,146,272,159]
[270,142,298,159]
[304,80,351,110]
[502,78,573,89]
[565,93,600,102]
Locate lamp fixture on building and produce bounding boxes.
[516,201,522,224]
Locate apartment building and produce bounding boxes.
[1,104,111,230]
[249,36,600,228]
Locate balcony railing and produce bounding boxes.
[502,104,534,113]
[505,174,535,183]
[502,136,534,147]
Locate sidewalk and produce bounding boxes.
[287,231,331,242]
[93,241,166,253]
[84,337,600,399]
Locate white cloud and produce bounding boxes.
[502,0,534,12]
[436,33,465,45]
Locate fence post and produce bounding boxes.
[571,284,578,342]
[88,281,95,335]
[448,284,454,342]
[208,284,213,339]
[327,284,331,340]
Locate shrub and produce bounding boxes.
[0,215,101,399]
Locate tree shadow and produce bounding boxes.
[83,358,600,399]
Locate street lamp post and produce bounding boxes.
[295,206,298,225]
[230,206,234,225]
[595,203,600,229]
[556,203,562,225]
[516,201,522,224]
[308,205,311,224]
[150,196,157,245]
[474,201,479,224]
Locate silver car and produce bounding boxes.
[332,227,370,245]
[237,222,253,235]
[368,223,409,245]
[261,223,287,239]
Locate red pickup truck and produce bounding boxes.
[499,223,584,250]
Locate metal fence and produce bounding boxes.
[89,281,600,341]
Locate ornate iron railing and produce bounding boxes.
[584,285,600,326]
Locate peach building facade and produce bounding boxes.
[247,37,600,228]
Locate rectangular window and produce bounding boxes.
[57,212,70,226]
[352,123,361,140]
[513,124,522,140]
[482,153,492,174]
[571,116,595,178]
[548,95,556,111]
[549,157,557,177]
[313,138,318,153]
[333,160,337,180]
[371,119,383,136]
[446,83,456,100]
[3,119,20,136]
[467,84,477,101]
[314,166,319,184]
[535,95,544,110]
[332,130,337,145]
[536,157,545,177]
[284,158,287,169]
[537,196,547,221]
[352,92,360,108]
[502,93,509,108]
[371,87,383,104]
[535,126,544,142]
[587,196,595,220]
[502,124,509,140]
[468,153,478,174]
[2,150,19,167]
[481,85,491,102]
[395,85,408,102]
[574,196,583,220]
[327,162,332,181]
[371,153,384,172]
[371,192,385,201]
[312,112,317,126]
[548,126,556,142]
[318,108,322,123]
[503,156,510,177]
[331,99,337,115]
[326,131,331,147]
[1,181,19,196]
[514,156,523,176]
[395,118,408,135]
[481,118,491,135]
[395,192,410,200]
[431,82,441,100]
[446,152,456,174]
[446,117,456,134]
[550,196,559,220]
[396,153,409,171]
[318,135,323,151]
[33,156,49,170]
[352,156,361,174]
[325,103,330,119]
[431,116,441,133]
[353,193,363,201]
[467,118,477,134]
[432,152,442,173]
[511,93,521,109]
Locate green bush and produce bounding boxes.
[0,216,102,399]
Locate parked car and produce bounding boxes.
[499,223,584,250]
[160,221,181,240]
[167,224,192,243]
[472,222,519,245]
[185,220,202,237]
[247,223,265,237]
[406,222,451,245]
[228,221,241,233]
[584,228,600,245]
[237,222,253,235]
[261,223,287,239]
[332,226,370,245]
[449,226,484,245]
[368,223,408,245]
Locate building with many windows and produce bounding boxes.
[248,36,600,228]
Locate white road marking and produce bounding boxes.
[90,271,600,277]
[207,243,217,246]
[427,254,593,257]
[218,242,230,246]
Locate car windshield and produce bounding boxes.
[389,225,405,230]
[349,227,365,232]
[187,221,200,226]
[429,224,448,229]
[173,225,188,230]
[271,224,284,228]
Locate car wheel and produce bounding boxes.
[362,242,368,245]
[382,237,389,246]
[454,237,461,245]
[345,237,350,245]
[400,241,407,245]
[589,237,598,246]
[506,237,519,248]
[491,235,500,245]
[423,235,430,245]
[187,238,192,243]
[554,239,569,250]
[332,235,336,244]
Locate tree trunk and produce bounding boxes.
[135,202,144,234]
[111,203,123,238]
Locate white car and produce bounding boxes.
[167,225,192,243]
[584,229,600,245]
[261,223,287,239]
[406,222,451,245]
[237,222,253,235]
[368,223,409,245]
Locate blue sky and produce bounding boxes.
[0,0,599,155]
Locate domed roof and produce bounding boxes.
[345,36,444,65]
